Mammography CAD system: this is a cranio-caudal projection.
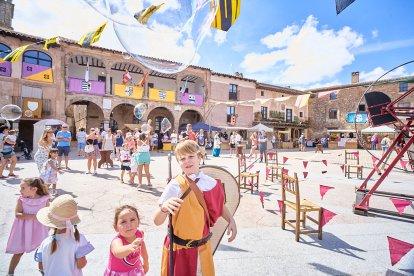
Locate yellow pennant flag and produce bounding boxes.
[43,36,60,50]
[211,0,241,31]
[3,45,29,62]
[134,3,164,25]
[78,22,107,48]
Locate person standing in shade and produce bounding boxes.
[371,133,379,150]
[258,130,268,163]
[299,133,306,152]
[56,124,72,170]
[271,133,276,149]
[76,127,87,157]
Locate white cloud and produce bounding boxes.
[240,15,364,86]
[359,66,410,82]
[213,30,227,45]
[371,30,378,39]
[353,38,414,54]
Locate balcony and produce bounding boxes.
[180,93,204,106]
[149,88,175,103]
[68,77,105,96]
[113,83,143,99]
[229,92,238,101]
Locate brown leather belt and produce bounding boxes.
[173,232,212,248]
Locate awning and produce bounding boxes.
[217,126,250,130]
[248,123,273,132]
[361,125,395,134]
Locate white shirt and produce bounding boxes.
[235,134,242,144]
[158,171,216,205]
[120,149,131,161]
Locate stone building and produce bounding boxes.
[307,72,414,139]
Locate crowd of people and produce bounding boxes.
[4,137,237,276]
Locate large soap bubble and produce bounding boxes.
[161,118,172,133]
[83,0,219,74]
[133,103,147,119]
[1,104,22,121]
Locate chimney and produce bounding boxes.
[0,0,14,30]
[351,71,359,84]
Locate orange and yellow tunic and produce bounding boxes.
[158,172,224,276]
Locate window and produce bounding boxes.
[229,84,238,100]
[23,50,52,67]
[260,91,264,96]
[299,111,304,118]
[261,106,268,119]
[358,104,366,112]
[227,106,235,122]
[0,43,11,59]
[329,108,338,119]
[329,92,337,100]
[286,109,292,123]
[399,82,408,92]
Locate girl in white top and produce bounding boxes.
[102,128,115,151]
[170,129,178,152]
[35,195,94,276]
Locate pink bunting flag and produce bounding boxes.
[283,157,288,164]
[371,156,379,164]
[259,192,264,208]
[320,185,334,199]
[282,179,287,187]
[322,170,327,174]
[322,160,327,166]
[340,164,344,172]
[248,180,253,188]
[277,199,284,214]
[373,165,380,174]
[268,152,274,159]
[321,208,337,227]
[265,167,270,177]
[390,198,412,215]
[303,161,308,169]
[353,152,359,158]
[247,164,254,171]
[387,236,414,266]
[283,169,289,175]
[400,160,409,168]
[303,172,308,178]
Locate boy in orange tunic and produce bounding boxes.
[154,140,237,276]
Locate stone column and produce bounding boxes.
[104,61,112,95]
[64,54,72,92]
[175,73,183,103]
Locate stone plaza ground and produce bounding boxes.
[1,147,413,275]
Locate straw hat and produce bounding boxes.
[37,194,81,229]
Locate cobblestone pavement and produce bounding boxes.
[1,148,413,275]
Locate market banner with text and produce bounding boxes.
[22,62,53,83]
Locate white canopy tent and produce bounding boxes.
[33,119,65,153]
[361,125,395,134]
[248,123,273,132]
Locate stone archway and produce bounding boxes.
[146,107,175,132]
[65,100,104,134]
[110,103,137,130]
[178,109,203,130]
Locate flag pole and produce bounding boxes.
[169,214,174,276]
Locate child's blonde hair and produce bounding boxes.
[174,140,201,160]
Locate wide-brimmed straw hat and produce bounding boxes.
[37,194,81,229]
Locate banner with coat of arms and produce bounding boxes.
[23,98,42,118]
[114,84,143,99]
[149,88,175,103]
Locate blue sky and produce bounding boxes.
[12,0,414,89]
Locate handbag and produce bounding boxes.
[85,144,95,153]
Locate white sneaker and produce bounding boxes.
[85,171,91,174]
[93,171,97,175]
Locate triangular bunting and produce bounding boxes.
[320,185,334,199]
[390,198,412,215]
[265,167,270,177]
[340,164,344,172]
[400,160,409,168]
[321,208,337,227]
[268,152,274,159]
[259,192,264,208]
[387,236,414,266]
[371,156,379,164]
[277,199,284,214]
[283,157,288,164]
[303,172,308,179]
[322,160,327,166]
[353,152,359,158]
[303,161,308,169]
[283,169,289,175]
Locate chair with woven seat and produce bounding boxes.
[281,172,323,242]
[265,151,283,182]
[344,150,363,179]
[237,154,259,194]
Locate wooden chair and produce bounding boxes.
[344,150,363,179]
[265,151,283,182]
[237,154,259,194]
[281,172,323,242]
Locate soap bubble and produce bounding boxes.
[83,0,219,74]
[0,104,22,121]
[161,118,172,133]
[141,123,149,133]
[24,110,33,118]
[133,103,147,119]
